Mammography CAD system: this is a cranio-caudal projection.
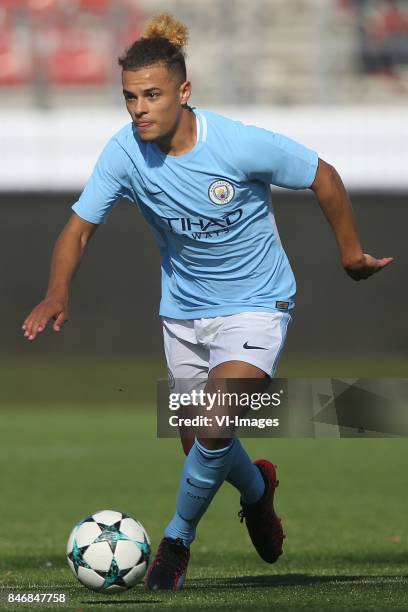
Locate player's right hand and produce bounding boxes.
[22,297,69,341]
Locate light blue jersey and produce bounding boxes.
[72,108,318,319]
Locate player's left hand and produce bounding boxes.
[343,253,394,281]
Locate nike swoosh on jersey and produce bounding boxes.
[243,341,268,350]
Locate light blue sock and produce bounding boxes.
[225,438,265,504]
[164,438,236,547]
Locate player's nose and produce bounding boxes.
[134,98,149,116]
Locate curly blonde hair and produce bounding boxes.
[143,13,189,51]
[118,13,188,81]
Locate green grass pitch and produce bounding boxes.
[0,359,407,611]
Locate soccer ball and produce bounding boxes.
[66,510,151,593]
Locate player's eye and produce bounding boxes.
[148,92,159,98]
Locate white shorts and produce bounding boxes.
[162,311,292,386]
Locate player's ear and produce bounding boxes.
[179,80,191,106]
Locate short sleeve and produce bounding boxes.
[72,137,134,225]
[236,123,318,190]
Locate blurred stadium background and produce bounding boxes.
[1,0,407,366]
[1,4,407,607]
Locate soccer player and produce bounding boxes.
[22,14,393,592]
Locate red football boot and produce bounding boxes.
[144,537,190,591]
[238,459,285,563]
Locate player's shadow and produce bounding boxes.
[84,599,160,605]
[189,573,407,589]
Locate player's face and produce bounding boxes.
[122,64,191,143]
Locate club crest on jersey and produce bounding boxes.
[208,179,235,205]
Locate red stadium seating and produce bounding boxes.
[78,0,111,12]
[46,28,110,85]
[0,0,142,88]
[0,0,26,8]
[25,0,58,12]
[0,27,32,85]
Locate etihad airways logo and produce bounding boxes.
[159,208,243,239]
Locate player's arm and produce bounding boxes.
[22,213,98,341]
[310,158,394,280]
[22,134,130,340]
